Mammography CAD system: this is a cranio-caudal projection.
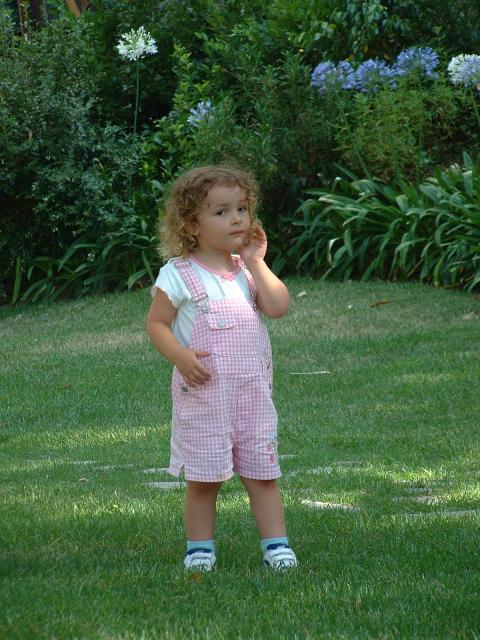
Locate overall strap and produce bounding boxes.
[172,258,209,313]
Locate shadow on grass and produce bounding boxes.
[2,494,480,639]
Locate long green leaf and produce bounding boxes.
[12,257,22,304]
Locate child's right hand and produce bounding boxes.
[174,348,212,387]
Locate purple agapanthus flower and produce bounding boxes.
[311,60,355,94]
[187,100,213,127]
[394,47,439,79]
[350,59,397,93]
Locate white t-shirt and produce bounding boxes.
[151,256,254,347]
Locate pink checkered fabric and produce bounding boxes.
[168,257,280,482]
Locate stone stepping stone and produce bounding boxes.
[71,460,95,465]
[402,487,435,494]
[337,460,364,467]
[289,370,332,375]
[285,467,335,476]
[145,481,186,490]
[287,467,334,477]
[286,467,332,477]
[97,464,135,471]
[392,496,441,505]
[405,509,480,519]
[143,467,170,474]
[398,481,453,492]
[301,498,360,512]
[286,461,364,477]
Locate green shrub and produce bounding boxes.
[287,154,480,291]
[81,0,177,127]
[142,1,480,273]
[324,0,480,62]
[333,78,476,183]
[145,43,332,258]
[0,15,154,303]
[3,1,480,303]
[14,214,158,303]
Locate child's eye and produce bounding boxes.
[215,209,225,216]
[239,206,248,213]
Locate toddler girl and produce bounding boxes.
[146,165,297,571]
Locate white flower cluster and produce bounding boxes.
[116,26,158,62]
[447,54,480,88]
[187,100,213,127]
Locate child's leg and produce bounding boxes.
[184,480,222,540]
[239,477,286,538]
[240,477,297,569]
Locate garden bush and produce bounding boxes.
[144,41,332,264]
[2,0,480,303]
[318,0,480,62]
[331,77,476,183]
[145,39,480,274]
[13,214,158,303]
[286,153,480,291]
[0,12,156,303]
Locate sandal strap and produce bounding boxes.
[265,546,297,568]
[184,549,216,570]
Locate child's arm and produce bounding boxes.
[146,289,212,387]
[240,226,290,318]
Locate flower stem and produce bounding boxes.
[470,87,480,131]
[415,78,425,186]
[134,60,140,135]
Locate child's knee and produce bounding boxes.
[187,480,222,495]
[240,476,278,493]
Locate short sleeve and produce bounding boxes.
[150,261,189,308]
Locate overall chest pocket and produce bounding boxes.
[206,313,237,354]
[206,313,236,331]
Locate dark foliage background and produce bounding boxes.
[1,0,479,301]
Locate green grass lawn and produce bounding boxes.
[1,278,480,640]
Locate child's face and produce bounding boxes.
[193,184,251,254]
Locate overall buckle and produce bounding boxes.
[192,292,209,313]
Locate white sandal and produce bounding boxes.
[263,544,298,570]
[184,549,216,572]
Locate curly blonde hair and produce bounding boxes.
[159,165,260,259]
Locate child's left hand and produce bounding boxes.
[240,222,267,266]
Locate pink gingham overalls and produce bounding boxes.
[168,257,281,482]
